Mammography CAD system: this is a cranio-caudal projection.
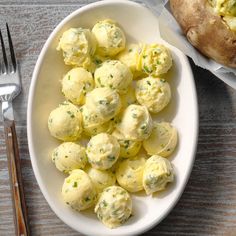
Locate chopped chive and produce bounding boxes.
[108,155,115,161]
[85,196,90,202]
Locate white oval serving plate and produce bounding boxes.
[27,0,199,235]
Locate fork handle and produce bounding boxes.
[4,120,30,236]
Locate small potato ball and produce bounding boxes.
[143,122,178,157]
[52,142,87,173]
[57,28,96,68]
[48,101,83,141]
[85,87,121,122]
[92,19,126,57]
[81,105,114,137]
[117,43,145,79]
[62,169,97,211]
[62,67,94,105]
[94,60,133,94]
[116,156,146,192]
[135,76,171,113]
[86,133,120,170]
[86,166,116,193]
[116,104,153,141]
[112,129,141,158]
[137,43,172,76]
[95,186,132,228]
[143,155,174,195]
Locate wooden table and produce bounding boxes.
[0,1,236,235]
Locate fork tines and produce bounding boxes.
[0,23,17,74]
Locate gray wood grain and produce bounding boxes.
[0,2,236,236]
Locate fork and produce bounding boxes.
[0,24,30,236]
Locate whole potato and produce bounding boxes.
[170,0,236,68]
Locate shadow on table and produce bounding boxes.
[142,59,236,235]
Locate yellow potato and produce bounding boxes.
[116,156,146,192]
[48,101,82,141]
[143,155,174,195]
[112,129,141,158]
[62,67,94,105]
[57,28,96,68]
[92,19,126,57]
[85,87,121,123]
[117,44,145,79]
[135,77,171,114]
[116,104,153,141]
[137,43,172,76]
[143,122,178,157]
[52,142,87,173]
[95,186,132,228]
[62,169,97,211]
[86,166,116,193]
[86,133,120,170]
[94,60,133,94]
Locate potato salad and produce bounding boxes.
[48,18,178,228]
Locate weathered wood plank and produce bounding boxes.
[0,3,236,236]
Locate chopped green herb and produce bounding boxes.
[161,79,166,83]
[128,48,133,52]
[98,213,103,220]
[124,140,130,149]
[99,100,109,105]
[65,155,68,158]
[73,182,78,188]
[146,80,151,86]
[101,200,108,207]
[85,197,91,202]
[68,75,71,80]
[97,77,101,84]
[60,102,69,106]
[143,65,153,73]
[93,128,97,133]
[110,74,113,78]
[67,111,75,118]
[141,124,147,130]
[94,58,102,65]
[108,155,115,161]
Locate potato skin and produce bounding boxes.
[170,0,236,68]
